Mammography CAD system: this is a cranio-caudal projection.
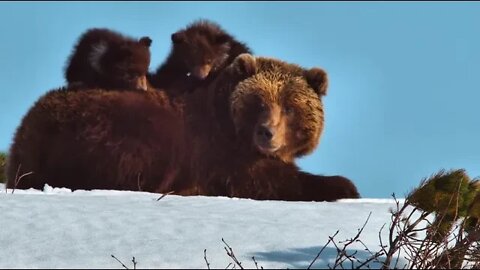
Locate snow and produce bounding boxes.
[0,183,406,269]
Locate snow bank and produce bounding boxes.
[0,184,403,268]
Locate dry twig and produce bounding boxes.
[157,190,175,201]
[111,254,129,269]
[222,238,244,269]
[204,249,210,270]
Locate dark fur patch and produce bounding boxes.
[149,19,252,97]
[65,28,152,91]
[6,88,183,191]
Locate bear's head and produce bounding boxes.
[228,54,328,163]
[170,20,237,80]
[91,36,152,91]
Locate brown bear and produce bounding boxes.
[7,54,359,202]
[65,28,152,91]
[148,19,252,97]
[176,54,359,201]
[6,88,183,191]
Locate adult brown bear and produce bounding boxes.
[6,54,359,201]
[6,89,182,192]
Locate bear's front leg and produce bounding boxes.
[227,159,360,202]
[298,172,361,202]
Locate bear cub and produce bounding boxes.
[149,19,252,97]
[65,28,152,91]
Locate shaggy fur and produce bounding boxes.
[177,54,358,200]
[6,88,183,191]
[7,54,359,201]
[65,28,152,91]
[149,19,252,97]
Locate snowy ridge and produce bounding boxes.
[1,183,403,202]
[0,183,406,268]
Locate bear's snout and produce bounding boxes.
[254,126,281,153]
[253,109,286,155]
[256,124,274,141]
[192,64,212,79]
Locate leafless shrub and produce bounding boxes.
[9,164,33,194]
[111,254,137,269]
[214,169,480,270]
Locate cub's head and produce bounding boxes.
[170,20,237,80]
[229,54,328,162]
[90,36,152,91]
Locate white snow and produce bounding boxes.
[0,183,406,269]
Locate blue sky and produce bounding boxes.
[1,2,479,198]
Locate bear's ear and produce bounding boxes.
[232,53,257,77]
[304,67,328,96]
[215,33,230,45]
[89,42,108,73]
[139,36,152,47]
[171,31,186,44]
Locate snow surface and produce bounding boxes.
[0,183,407,269]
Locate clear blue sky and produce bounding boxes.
[1,2,479,198]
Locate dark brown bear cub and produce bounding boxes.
[149,19,252,97]
[65,28,152,91]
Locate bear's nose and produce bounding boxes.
[257,125,274,141]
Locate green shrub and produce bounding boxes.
[0,152,6,183]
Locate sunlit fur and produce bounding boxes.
[181,54,359,201]
[230,62,325,162]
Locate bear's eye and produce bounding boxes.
[283,106,295,116]
[296,130,306,140]
[259,102,267,111]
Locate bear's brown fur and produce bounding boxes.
[148,19,252,97]
[6,88,184,191]
[7,54,359,201]
[176,54,358,200]
[65,28,152,91]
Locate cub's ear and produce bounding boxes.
[89,42,108,73]
[139,36,152,47]
[232,53,257,77]
[304,67,328,96]
[171,31,186,44]
[215,33,230,44]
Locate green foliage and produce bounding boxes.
[0,152,6,183]
[465,191,480,233]
[407,169,480,242]
[408,169,478,216]
[467,188,480,218]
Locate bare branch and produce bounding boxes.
[12,166,34,194]
[204,249,210,270]
[308,230,339,269]
[222,238,244,270]
[252,256,262,269]
[111,254,129,269]
[157,190,175,201]
[137,172,142,192]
